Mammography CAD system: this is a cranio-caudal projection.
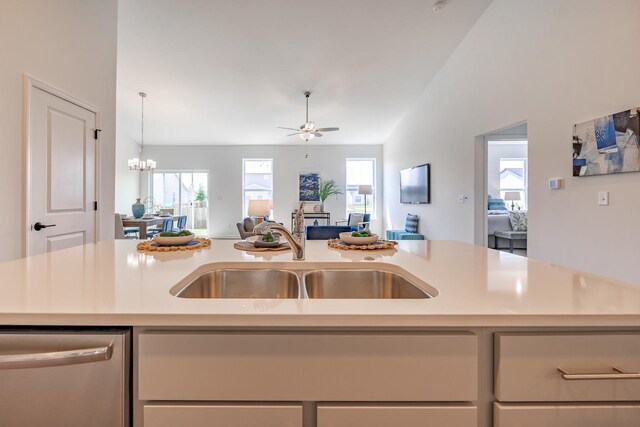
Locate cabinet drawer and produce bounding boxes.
[138,332,477,401]
[144,404,302,427]
[495,333,640,402]
[494,403,640,427]
[318,404,477,427]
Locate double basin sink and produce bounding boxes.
[170,266,437,300]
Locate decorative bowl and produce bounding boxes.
[153,233,195,246]
[339,232,379,245]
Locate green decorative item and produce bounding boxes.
[194,185,207,202]
[318,178,343,212]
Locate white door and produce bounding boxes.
[26,82,97,256]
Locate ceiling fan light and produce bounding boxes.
[299,133,314,142]
[304,121,315,131]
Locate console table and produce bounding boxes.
[291,212,330,229]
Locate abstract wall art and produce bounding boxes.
[298,171,320,201]
[573,107,640,176]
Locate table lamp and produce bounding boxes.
[504,192,521,210]
[248,199,272,223]
[358,185,373,215]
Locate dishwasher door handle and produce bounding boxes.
[0,345,113,369]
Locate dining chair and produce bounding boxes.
[147,218,174,239]
[115,214,137,240]
[122,214,139,237]
[172,215,187,232]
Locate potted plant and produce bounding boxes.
[318,178,343,212]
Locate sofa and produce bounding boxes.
[306,225,355,240]
[488,210,527,250]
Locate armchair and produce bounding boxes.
[335,213,370,230]
[237,217,258,239]
[236,216,278,239]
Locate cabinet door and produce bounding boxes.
[144,404,302,427]
[138,332,477,402]
[495,333,640,402]
[317,404,476,427]
[494,403,640,427]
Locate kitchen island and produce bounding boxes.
[1,239,639,427]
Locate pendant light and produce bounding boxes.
[128,92,156,171]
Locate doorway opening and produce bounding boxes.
[475,122,528,256]
[152,171,209,235]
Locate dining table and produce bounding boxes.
[121,216,170,238]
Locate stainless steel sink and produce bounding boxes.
[171,269,300,299]
[303,269,432,299]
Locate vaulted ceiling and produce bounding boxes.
[116,0,492,145]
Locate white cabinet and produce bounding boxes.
[494,332,640,427]
[143,404,302,427]
[138,332,478,401]
[317,404,476,427]
[494,403,640,427]
[136,331,478,427]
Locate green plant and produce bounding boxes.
[194,185,207,202]
[318,178,343,203]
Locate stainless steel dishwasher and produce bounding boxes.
[0,328,130,427]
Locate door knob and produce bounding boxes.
[33,222,56,231]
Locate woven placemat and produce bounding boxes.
[137,237,211,252]
[327,238,398,250]
[234,241,291,252]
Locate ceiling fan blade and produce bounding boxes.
[315,127,339,132]
[312,132,323,137]
[278,127,300,131]
[287,132,302,137]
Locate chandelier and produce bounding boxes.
[128,92,156,171]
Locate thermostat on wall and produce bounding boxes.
[549,178,564,190]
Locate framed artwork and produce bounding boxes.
[573,107,640,176]
[299,171,320,202]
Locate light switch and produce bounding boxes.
[458,195,467,203]
[598,191,609,206]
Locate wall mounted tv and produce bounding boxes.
[400,163,430,204]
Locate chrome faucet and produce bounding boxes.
[254,203,305,260]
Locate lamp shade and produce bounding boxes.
[358,185,373,195]
[503,191,521,201]
[247,199,272,217]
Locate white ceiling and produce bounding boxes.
[116,0,492,146]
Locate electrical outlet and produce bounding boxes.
[598,191,609,206]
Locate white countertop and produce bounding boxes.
[0,239,639,327]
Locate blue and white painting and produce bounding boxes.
[299,172,320,201]
[573,107,640,176]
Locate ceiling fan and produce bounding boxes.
[278,91,339,142]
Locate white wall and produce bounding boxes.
[0,0,118,262]
[487,143,527,199]
[114,131,141,213]
[384,0,640,284]
[134,145,383,238]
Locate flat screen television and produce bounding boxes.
[400,163,430,204]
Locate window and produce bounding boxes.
[151,171,208,234]
[243,159,273,217]
[345,158,376,217]
[499,158,527,210]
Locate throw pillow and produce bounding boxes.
[243,217,256,232]
[405,214,419,233]
[348,213,364,227]
[509,211,527,231]
[488,198,508,211]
